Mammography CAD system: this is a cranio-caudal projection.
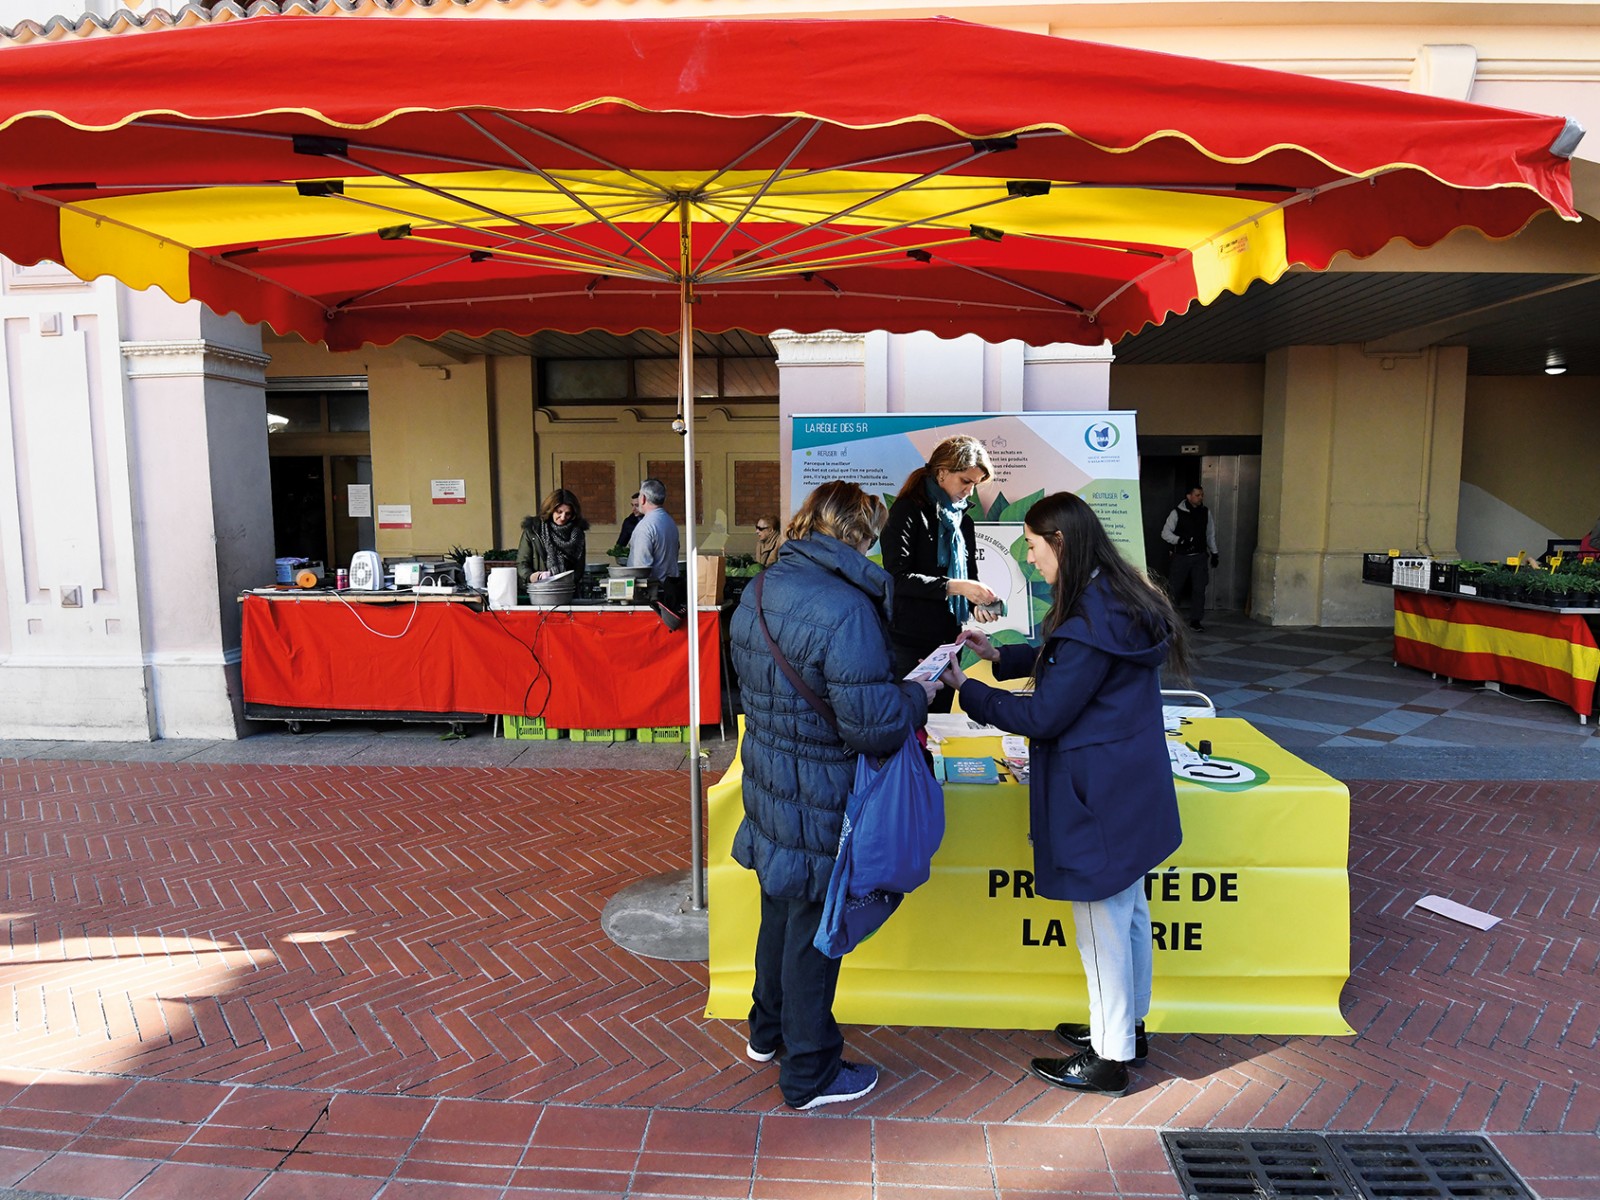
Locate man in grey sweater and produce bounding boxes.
[628,478,682,600]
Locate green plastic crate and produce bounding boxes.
[501,714,564,740]
[636,725,690,743]
[568,727,632,743]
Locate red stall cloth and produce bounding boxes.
[1392,590,1600,718]
[241,596,720,727]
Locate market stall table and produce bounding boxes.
[240,591,719,731]
[706,717,1352,1035]
[1385,586,1600,723]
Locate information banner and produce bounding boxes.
[791,412,1143,561]
[791,411,1144,652]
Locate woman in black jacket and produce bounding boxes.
[881,435,999,712]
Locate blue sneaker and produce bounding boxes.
[791,1060,878,1110]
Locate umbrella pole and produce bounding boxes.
[679,198,707,913]
[599,200,709,961]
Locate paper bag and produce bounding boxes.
[696,554,726,606]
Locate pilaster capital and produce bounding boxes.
[770,331,866,367]
[120,338,272,386]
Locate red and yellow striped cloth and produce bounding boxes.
[1393,590,1600,717]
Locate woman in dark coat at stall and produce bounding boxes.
[942,491,1189,1098]
[517,487,589,588]
[729,480,935,1111]
[882,435,1000,712]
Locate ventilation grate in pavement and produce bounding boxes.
[1325,1135,1536,1200]
[1162,1132,1358,1198]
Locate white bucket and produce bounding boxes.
[487,566,518,609]
[463,555,487,590]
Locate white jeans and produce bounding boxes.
[1070,878,1153,1063]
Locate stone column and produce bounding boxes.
[1253,344,1467,625]
[119,293,274,739]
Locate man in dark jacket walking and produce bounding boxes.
[1161,486,1218,631]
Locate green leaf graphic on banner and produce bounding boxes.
[986,491,1010,521]
[999,489,1044,522]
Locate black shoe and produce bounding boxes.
[1189,620,1205,632]
[1028,1050,1129,1097]
[1054,1020,1147,1065]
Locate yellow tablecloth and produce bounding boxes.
[706,717,1353,1035]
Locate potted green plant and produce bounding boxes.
[1478,566,1514,600]
[1514,571,1551,606]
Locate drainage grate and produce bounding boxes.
[1326,1135,1536,1200]
[1162,1132,1358,1198]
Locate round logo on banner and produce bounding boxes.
[1084,421,1121,451]
[1171,757,1270,792]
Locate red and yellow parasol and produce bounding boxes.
[0,13,1577,914]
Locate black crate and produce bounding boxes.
[1429,561,1459,593]
[1362,552,1394,583]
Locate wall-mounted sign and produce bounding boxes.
[346,483,372,518]
[377,504,412,529]
[430,478,466,505]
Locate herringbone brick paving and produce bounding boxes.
[1,759,1596,1199]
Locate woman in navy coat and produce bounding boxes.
[730,480,935,1110]
[942,491,1189,1097]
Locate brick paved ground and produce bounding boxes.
[1,759,1596,1199]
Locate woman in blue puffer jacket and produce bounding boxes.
[943,490,1190,1099]
[729,480,935,1111]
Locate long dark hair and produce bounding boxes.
[1025,491,1191,683]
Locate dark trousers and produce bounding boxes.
[892,640,955,713]
[1167,553,1209,623]
[750,891,844,1106]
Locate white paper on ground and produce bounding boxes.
[1412,894,1501,930]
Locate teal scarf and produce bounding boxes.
[926,475,971,624]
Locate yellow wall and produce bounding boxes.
[1463,377,1600,534]
[364,359,499,557]
[1111,364,1264,434]
[1253,344,1467,624]
[491,356,537,552]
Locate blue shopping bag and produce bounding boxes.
[845,733,946,896]
[813,733,944,958]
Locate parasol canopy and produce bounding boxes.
[0,11,1579,919]
[0,14,1579,352]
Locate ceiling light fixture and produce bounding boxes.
[1544,350,1567,375]
[266,411,289,433]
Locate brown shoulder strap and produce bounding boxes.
[752,571,838,731]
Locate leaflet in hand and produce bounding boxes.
[905,641,962,682]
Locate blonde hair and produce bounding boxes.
[786,481,889,547]
[895,434,994,502]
